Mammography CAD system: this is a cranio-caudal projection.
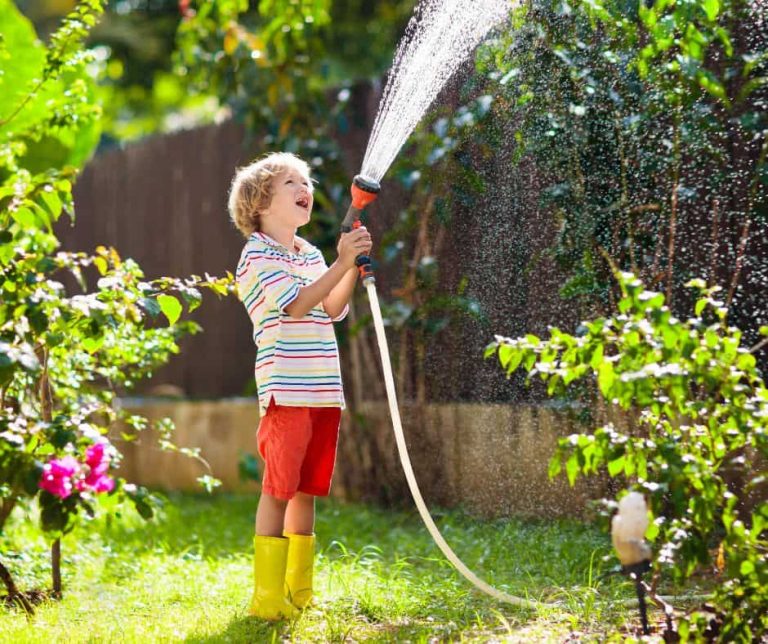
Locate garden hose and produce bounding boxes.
[341,176,537,608]
[363,281,538,609]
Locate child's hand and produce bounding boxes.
[338,227,373,268]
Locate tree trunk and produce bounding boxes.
[0,497,17,534]
[51,539,62,599]
[0,558,34,617]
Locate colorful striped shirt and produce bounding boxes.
[236,232,348,416]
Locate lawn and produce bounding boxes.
[1,492,644,642]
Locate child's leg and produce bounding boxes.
[283,492,316,608]
[284,492,315,535]
[255,403,313,536]
[250,492,298,619]
[255,493,289,536]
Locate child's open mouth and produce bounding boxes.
[296,196,310,210]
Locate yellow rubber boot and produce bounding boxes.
[284,532,315,608]
[249,535,299,620]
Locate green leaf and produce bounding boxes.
[607,455,625,477]
[141,297,162,317]
[238,452,261,483]
[20,460,44,495]
[11,207,36,229]
[598,361,615,397]
[39,189,62,221]
[499,343,514,369]
[702,0,720,21]
[506,349,524,375]
[133,495,154,520]
[40,496,69,533]
[157,294,182,326]
[180,287,203,313]
[523,352,537,372]
[565,454,579,486]
[547,455,562,480]
[0,0,46,131]
[645,519,659,542]
[81,335,104,354]
[590,344,604,369]
[736,353,756,371]
[0,0,101,166]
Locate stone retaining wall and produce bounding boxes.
[114,398,614,519]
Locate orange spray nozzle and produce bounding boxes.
[342,175,381,232]
[341,175,380,285]
[351,175,381,210]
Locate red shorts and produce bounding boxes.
[257,401,341,501]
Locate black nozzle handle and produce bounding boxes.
[341,208,375,284]
[355,255,374,284]
[341,203,361,233]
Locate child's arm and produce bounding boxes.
[322,267,358,320]
[284,227,372,319]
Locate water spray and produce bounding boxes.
[334,0,545,612]
[339,0,709,619]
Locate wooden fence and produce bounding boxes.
[60,121,256,397]
[60,82,767,403]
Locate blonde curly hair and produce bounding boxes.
[228,152,314,238]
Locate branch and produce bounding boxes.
[749,336,768,354]
[0,558,35,617]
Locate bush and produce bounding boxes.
[0,0,231,610]
[487,272,767,640]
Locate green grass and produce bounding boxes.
[0,493,641,642]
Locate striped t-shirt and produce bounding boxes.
[236,232,348,416]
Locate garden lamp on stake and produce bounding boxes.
[341,175,380,284]
[612,492,653,636]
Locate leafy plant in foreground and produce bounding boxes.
[0,0,233,613]
[487,272,767,640]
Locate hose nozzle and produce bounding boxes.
[341,175,380,285]
[342,175,380,231]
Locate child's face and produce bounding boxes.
[263,166,314,228]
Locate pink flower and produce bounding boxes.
[76,442,115,495]
[39,443,115,499]
[84,443,106,469]
[39,455,81,499]
[89,475,115,493]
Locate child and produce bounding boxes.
[229,152,372,620]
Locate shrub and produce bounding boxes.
[487,272,767,640]
[0,0,231,610]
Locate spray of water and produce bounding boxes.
[360,0,511,183]
[353,0,534,608]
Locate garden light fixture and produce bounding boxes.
[612,492,652,635]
